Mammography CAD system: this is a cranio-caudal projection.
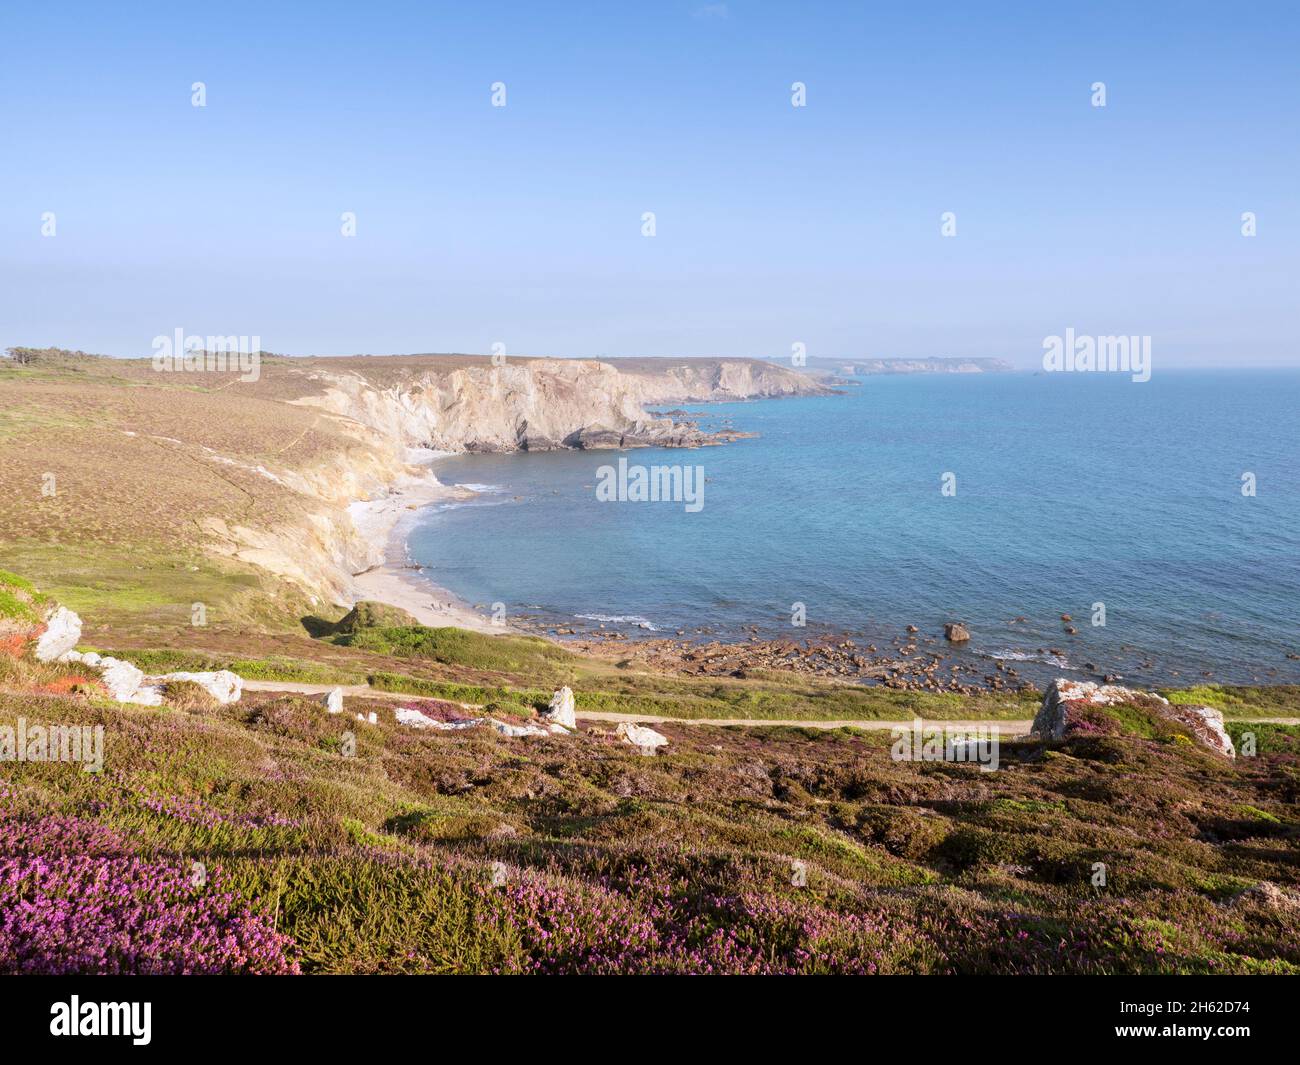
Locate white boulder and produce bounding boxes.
[1034,678,1235,758]
[542,686,577,730]
[395,706,442,729]
[615,721,669,754]
[60,651,243,707]
[490,718,550,738]
[98,656,161,705]
[152,670,243,705]
[322,687,344,713]
[1162,703,1236,759]
[35,606,82,662]
[394,708,553,738]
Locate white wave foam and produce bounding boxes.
[989,649,1071,668]
[575,613,659,631]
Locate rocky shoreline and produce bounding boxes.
[501,609,1296,694]
[501,612,1040,694]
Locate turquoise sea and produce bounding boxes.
[410,370,1300,688]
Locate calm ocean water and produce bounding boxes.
[410,371,1300,687]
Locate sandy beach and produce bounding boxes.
[347,453,504,634]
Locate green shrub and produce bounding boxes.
[332,600,421,634]
[340,625,575,677]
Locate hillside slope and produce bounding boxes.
[2,676,1297,974]
[0,353,824,627]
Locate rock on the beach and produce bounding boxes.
[520,430,560,451]
[943,622,971,643]
[36,606,82,662]
[151,670,243,705]
[1033,678,1235,758]
[322,687,344,713]
[615,721,669,754]
[542,686,577,730]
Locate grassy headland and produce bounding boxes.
[2,353,1299,974]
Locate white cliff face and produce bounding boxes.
[287,357,827,454]
[185,355,824,607]
[195,427,427,605]
[621,359,830,402]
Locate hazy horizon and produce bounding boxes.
[3,1,1297,368]
[11,348,1300,373]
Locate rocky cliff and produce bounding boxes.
[0,353,828,616]
[283,355,828,454]
[208,354,826,606]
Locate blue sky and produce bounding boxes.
[2,0,1297,365]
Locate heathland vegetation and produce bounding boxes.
[4,595,1299,973]
[2,355,1298,973]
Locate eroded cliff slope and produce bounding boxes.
[0,353,826,617]
[281,354,828,453]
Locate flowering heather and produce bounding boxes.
[479,868,925,974]
[2,676,1299,974]
[0,812,298,974]
[137,791,299,830]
